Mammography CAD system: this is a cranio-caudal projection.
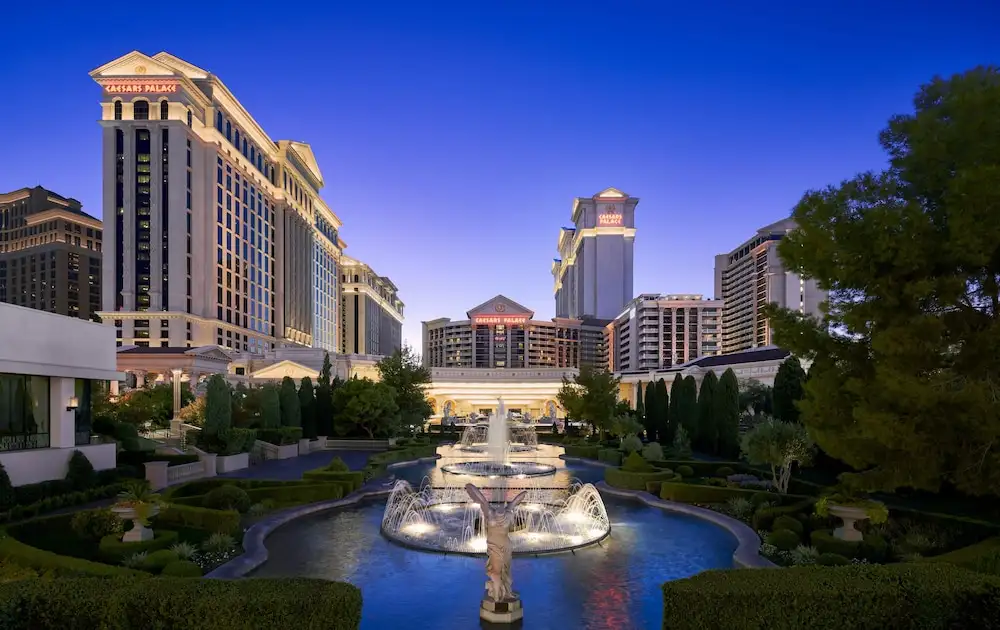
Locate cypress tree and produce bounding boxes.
[204,374,232,435]
[669,374,685,440]
[315,381,333,437]
[696,372,718,454]
[715,368,742,458]
[279,376,301,427]
[260,383,281,428]
[319,351,333,389]
[299,377,317,439]
[680,376,698,445]
[773,356,807,424]
[655,378,671,444]
[642,382,656,441]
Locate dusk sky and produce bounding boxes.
[2,1,997,347]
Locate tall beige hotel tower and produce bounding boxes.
[91,51,345,353]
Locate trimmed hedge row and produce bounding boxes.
[0,576,363,630]
[0,533,146,578]
[244,483,345,505]
[658,482,764,504]
[752,497,816,530]
[256,427,304,446]
[605,468,676,492]
[116,452,200,469]
[563,445,599,459]
[661,563,1000,630]
[924,536,1000,571]
[1,483,127,525]
[301,470,364,492]
[597,449,622,466]
[809,530,890,563]
[650,460,746,477]
[98,530,179,562]
[153,504,241,535]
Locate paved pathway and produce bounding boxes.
[219,449,379,481]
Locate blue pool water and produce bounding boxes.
[253,462,737,629]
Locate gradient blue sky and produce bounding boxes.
[1,1,997,347]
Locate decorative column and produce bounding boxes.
[171,368,183,436]
[135,370,146,389]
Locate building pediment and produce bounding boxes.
[250,360,319,380]
[284,141,324,188]
[466,295,534,320]
[90,51,179,78]
[185,346,233,362]
[595,187,628,199]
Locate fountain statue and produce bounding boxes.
[465,483,527,623]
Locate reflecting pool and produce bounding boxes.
[252,462,737,630]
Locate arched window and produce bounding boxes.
[159,100,169,120]
[216,111,223,131]
[353,275,359,283]
[113,100,122,120]
[187,110,193,127]
[133,100,149,120]
[234,129,240,147]
[225,121,231,141]
[242,138,247,156]
[250,146,256,164]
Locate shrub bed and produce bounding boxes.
[0,533,145,578]
[656,460,747,477]
[98,529,179,562]
[243,483,345,506]
[301,469,364,492]
[809,530,890,562]
[923,536,1000,571]
[563,445,599,460]
[752,497,815,531]
[658,482,763,504]
[597,448,622,466]
[1,483,126,525]
[153,504,241,535]
[161,559,202,576]
[660,564,1000,629]
[256,427,304,446]
[605,468,675,492]
[0,576,364,629]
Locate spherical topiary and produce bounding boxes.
[66,450,97,491]
[142,549,180,572]
[817,552,851,566]
[621,434,643,454]
[772,515,804,536]
[161,560,203,577]
[766,528,800,552]
[715,466,735,477]
[676,465,694,478]
[202,484,251,513]
[641,442,664,461]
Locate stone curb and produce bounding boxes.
[594,481,775,569]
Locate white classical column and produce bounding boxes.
[135,370,146,389]
[48,377,78,448]
[171,368,183,436]
[632,381,640,408]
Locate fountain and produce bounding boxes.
[444,398,556,477]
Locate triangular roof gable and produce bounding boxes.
[185,346,233,362]
[250,360,319,380]
[90,51,178,78]
[285,141,324,187]
[150,52,209,79]
[466,295,534,319]
[595,187,628,199]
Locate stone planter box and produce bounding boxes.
[830,504,870,542]
[314,436,327,451]
[275,443,299,459]
[216,452,250,474]
[298,438,311,456]
[112,505,160,542]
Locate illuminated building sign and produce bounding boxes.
[473,316,529,326]
[598,213,623,227]
[104,82,179,95]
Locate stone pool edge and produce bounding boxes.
[205,455,440,579]
[594,481,775,569]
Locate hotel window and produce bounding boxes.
[160,100,169,120]
[0,373,51,451]
[225,121,231,142]
[133,100,149,120]
[216,111,223,131]
[187,110,193,127]
[113,100,122,120]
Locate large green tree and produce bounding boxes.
[765,67,1000,496]
[715,369,742,458]
[641,383,656,440]
[279,376,300,428]
[377,346,433,431]
[332,377,400,439]
[299,377,317,439]
[696,372,719,454]
[739,379,773,416]
[203,374,232,435]
[654,378,671,444]
[260,383,281,428]
[319,351,333,389]
[772,356,807,424]
[557,366,620,437]
[669,374,685,437]
[636,383,649,439]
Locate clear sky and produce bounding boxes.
[1,1,997,348]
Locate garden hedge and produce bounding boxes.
[809,530,889,562]
[563,445,599,460]
[99,529,179,562]
[923,536,1000,571]
[597,448,622,466]
[301,469,364,492]
[0,533,146,578]
[153,504,241,534]
[0,576,363,630]
[661,564,1000,630]
[654,460,747,478]
[244,483,345,505]
[256,427,304,446]
[658,482,762,504]
[605,468,675,492]
[752,497,815,531]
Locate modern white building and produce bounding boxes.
[339,256,403,357]
[714,218,826,354]
[553,188,637,320]
[90,51,346,354]
[0,303,120,485]
[607,294,723,373]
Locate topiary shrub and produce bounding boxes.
[818,552,851,566]
[202,485,251,513]
[98,530,179,563]
[772,515,804,536]
[66,451,96,491]
[621,434,643,454]
[326,457,350,472]
[161,560,202,577]
[70,509,123,541]
[675,465,694,478]
[766,528,800,551]
[622,451,653,473]
[0,462,15,512]
[715,466,735,477]
[642,442,664,461]
[142,549,179,572]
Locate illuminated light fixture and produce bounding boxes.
[66,396,80,412]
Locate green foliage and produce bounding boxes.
[740,417,814,494]
[202,485,252,513]
[563,444,599,459]
[332,377,400,439]
[675,465,694,478]
[605,467,674,491]
[0,535,146,578]
[279,377,301,428]
[259,383,282,429]
[642,442,664,461]
[750,491,773,507]
[203,374,232,435]
[319,351,333,388]
[655,378,671,444]
[201,532,236,554]
[142,549,179,572]
[299,377,317,439]
[668,374,684,439]
[773,515,805,536]
[152,504,241,535]
[326,457,350,472]
[772,357,806,424]
[753,498,815,531]
[739,379,773,415]
[815,495,889,524]
[557,366,621,436]
[809,530,889,562]
[98,530,179,563]
[622,451,652,472]
[636,382,648,438]
[765,68,1000,497]
[300,469,364,492]
[817,553,851,566]
[65,451,96,491]
[716,466,735,477]
[0,463,15,512]
[169,542,197,560]
[597,448,622,466]
[975,550,1000,577]
[620,434,643,454]
[220,427,257,455]
[924,537,1000,572]
[69,509,122,541]
[695,372,718,453]
[714,369,741,458]
[671,425,692,458]
[315,380,334,437]
[612,414,644,440]
[659,482,761,504]
[767,528,801,551]
[376,346,433,430]
[256,427,303,446]
[0,577,364,630]
[243,483,345,506]
[161,559,202,577]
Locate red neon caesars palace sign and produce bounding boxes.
[473,316,528,326]
[104,82,179,95]
[598,213,623,226]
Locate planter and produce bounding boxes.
[276,443,299,459]
[315,436,327,451]
[829,504,869,542]
[298,438,311,456]
[112,505,160,542]
[216,452,250,473]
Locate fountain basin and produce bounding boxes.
[441,461,556,478]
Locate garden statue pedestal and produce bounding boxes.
[112,505,160,542]
[829,504,869,542]
[480,593,523,625]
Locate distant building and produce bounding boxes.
[607,294,723,373]
[0,186,102,321]
[714,218,826,353]
[553,188,637,320]
[339,256,403,357]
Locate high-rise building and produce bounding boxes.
[0,186,102,321]
[422,295,606,369]
[91,51,345,351]
[714,218,826,353]
[553,188,637,320]
[606,294,723,373]
[339,256,403,357]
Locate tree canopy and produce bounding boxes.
[332,377,400,439]
[279,376,300,428]
[377,346,433,430]
[654,378,670,444]
[765,66,1000,496]
[299,377,317,439]
[696,371,718,453]
[715,369,742,458]
[772,357,806,424]
[557,366,620,435]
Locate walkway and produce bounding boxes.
[219,449,379,481]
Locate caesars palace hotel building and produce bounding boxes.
[91,51,347,353]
